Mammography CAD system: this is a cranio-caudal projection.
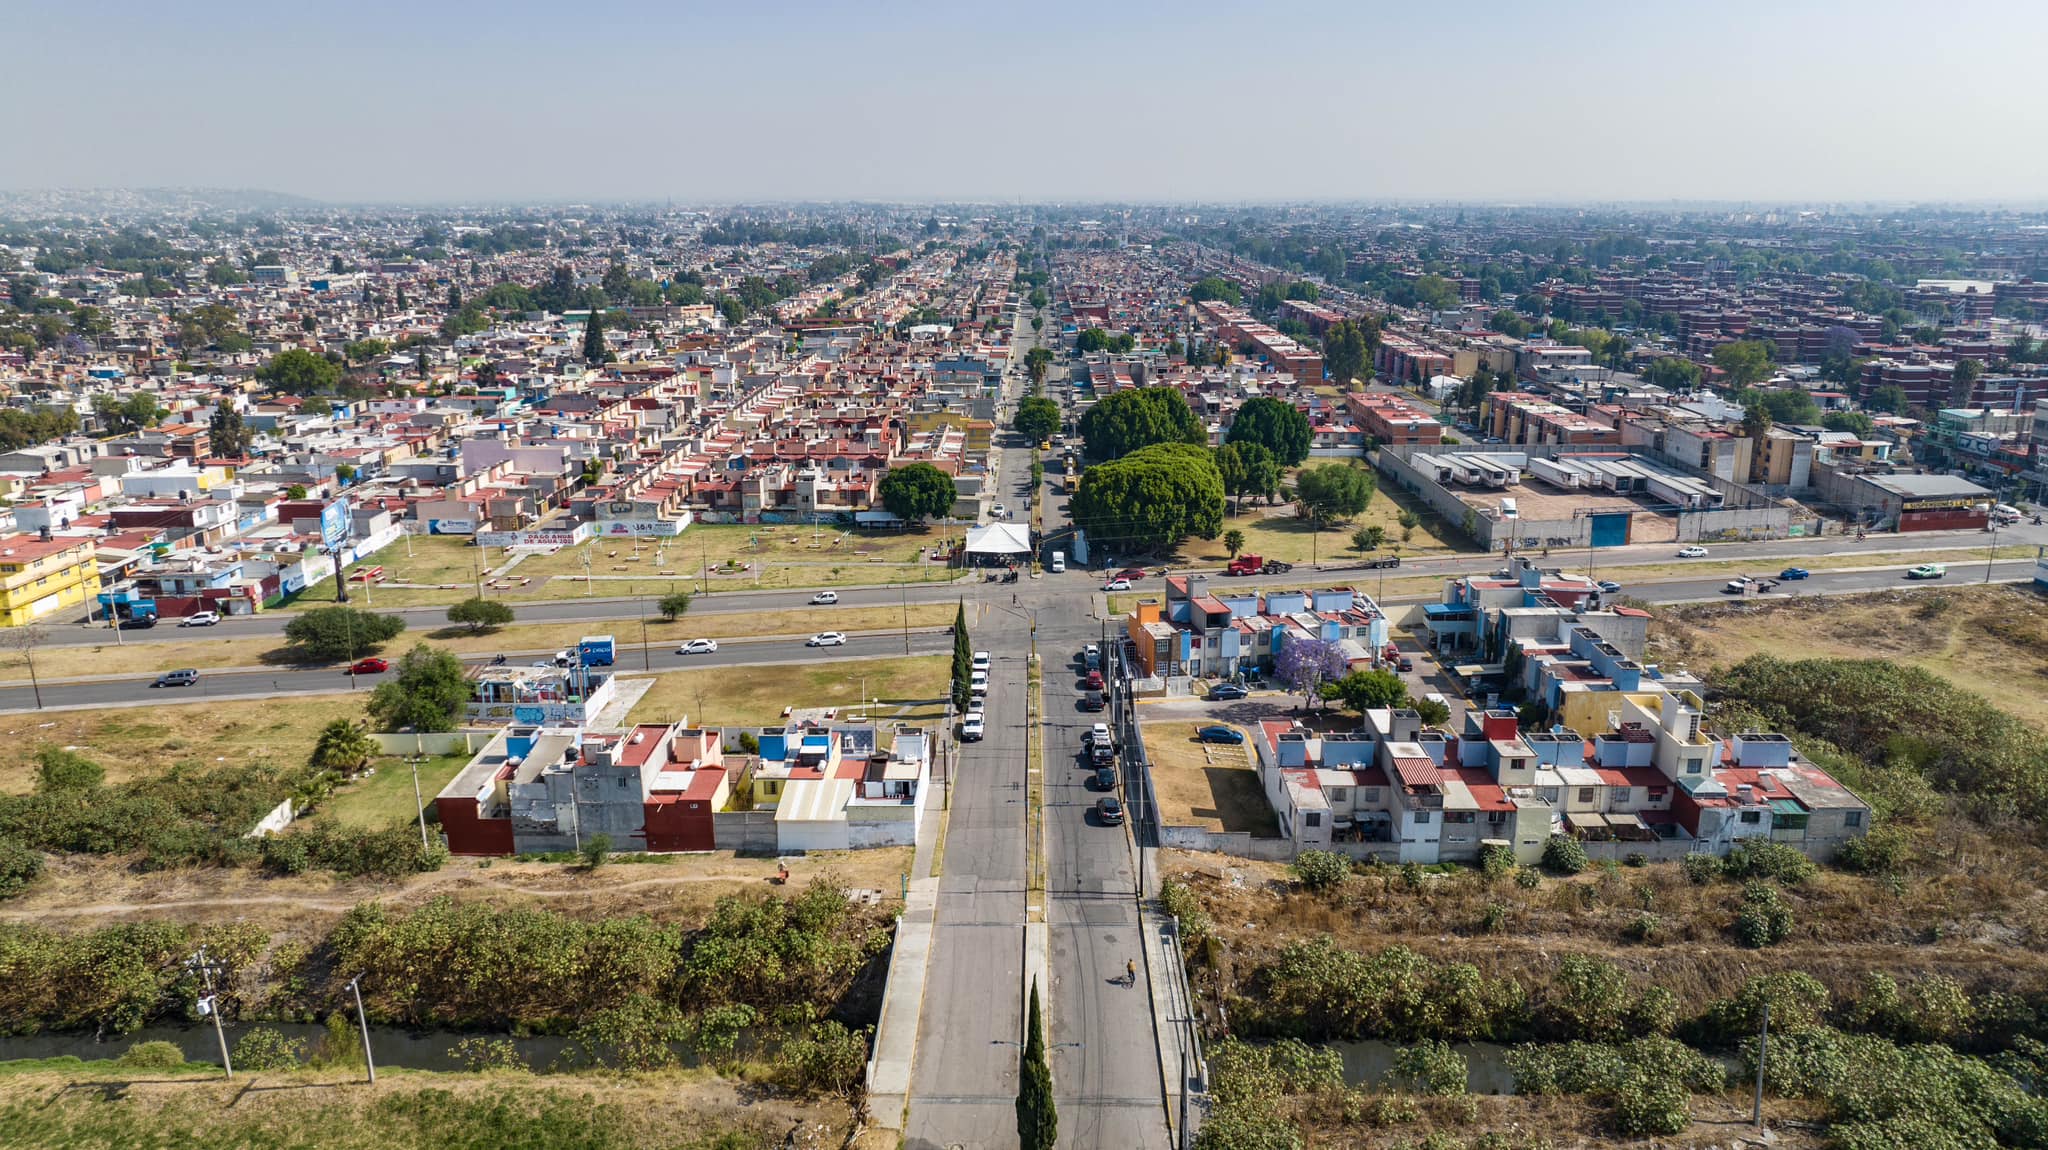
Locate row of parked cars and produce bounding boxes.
[960,650,993,741]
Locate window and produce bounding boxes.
[1304,812,1321,828]
[1329,787,1349,803]
[1739,810,1761,824]
[1445,811,1474,824]
[1845,811,1863,828]
[1362,788,1381,802]
[1685,759,1702,774]
[1414,811,1432,824]
[1578,788,1594,803]
[1649,788,1668,802]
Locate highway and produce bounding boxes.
[0,631,951,713]
[39,523,2043,653]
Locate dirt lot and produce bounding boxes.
[0,846,913,937]
[626,654,949,729]
[329,525,961,609]
[1649,583,2048,730]
[0,694,364,792]
[1141,719,1278,836]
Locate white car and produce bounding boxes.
[810,591,839,605]
[1102,579,1131,591]
[972,650,992,673]
[677,638,719,655]
[961,712,986,741]
[970,670,990,693]
[807,632,847,647]
[1677,546,1708,558]
[179,611,221,627]
[992,504,1009,519]
[1087,722,1112,746]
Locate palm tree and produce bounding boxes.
[1223,529,1246,559]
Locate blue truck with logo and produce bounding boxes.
[578,634,616,666]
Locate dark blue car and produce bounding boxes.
[1208,684,1248,701]
[1779,567,1810,580]
[1197,725,1245,745]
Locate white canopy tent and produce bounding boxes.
[963,522,1032,562]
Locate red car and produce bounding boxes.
[1114,567,1147,581]
[346,657,390,674]
[1083,669,1104,690]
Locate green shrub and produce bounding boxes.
[1724,840,1817,885]
[1160,878,1214,942]
[452,1036,527,1072]
[1836,825,1912,875]
[1622,911,1661,942]
[1291,849,1350,892]
[1390,1039,1467,1096]
[1701,971,1831,1045]
[232,1027,307,1070]
[1480,903,1507,933]
[775,1020,867,1095]
[1609,1072,1691,1136]
[1732,881,1793,948]
[1541,835,1587,875]
[115,1040,187,1070]
[1478,843,1514,879]
[0,836,42,898]
[1513,867,1540,890]
[1680,853,1722,884]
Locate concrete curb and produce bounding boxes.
[866,875,939,1131]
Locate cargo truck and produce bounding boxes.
[578,634,617,666]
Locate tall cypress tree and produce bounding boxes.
[951,601,972,710]
[583,307,606,365]
[1016,978,1056,1150]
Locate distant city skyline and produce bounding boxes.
[11,0,2048,206]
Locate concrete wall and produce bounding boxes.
[370,730,492,757]
[1158,824,1295,861]
[712,811,779,852]
[1581,838,1696,864]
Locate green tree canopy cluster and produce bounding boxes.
[1293,463,1376,526]
[366,643,471,733]
[1226,396,1313,467]
[1079,386,1205,462]
[1188,277,1242,305]
[1069,442,1224,554]
[257,347,343,394]
[282,607,407,662]
[1074,328,1135,355]
[1013,396,1061,443]
[878,462,958,522]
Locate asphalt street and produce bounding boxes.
[43,522,2044,652]
[0,631,950,713]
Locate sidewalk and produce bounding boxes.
[866,875,937,1129]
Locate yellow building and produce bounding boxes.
[0,536,102,626]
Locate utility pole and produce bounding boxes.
[1752,1000,1770,1128]
[187,945,233,1079]
[349,974,376,1084]
[407,755,429,850]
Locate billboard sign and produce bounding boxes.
[319,500,351,551]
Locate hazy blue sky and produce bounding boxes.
[10,0,2048,204]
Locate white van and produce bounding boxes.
[1050,551,1066,573]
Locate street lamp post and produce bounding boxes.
[186,946,233,1079]
[349,973,377,1084]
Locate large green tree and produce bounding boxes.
[256,348,342,394]
[366,644,471,733]
[207,403,248,456]
[1187,276,1241,305]
[1023,346,1053,387]
[952,602,972,711]
[1069,442,1224,554]
[1711,340,1775,389]
[582,308,606,366]
[1226,397,1313,467]
[1212,442,1279,513]
[1949,357,1982,407]
[446,597,515,632]
[878,462,958,522]
[1642,356,1703,390]
[1323,319,1369,385]
[282,607,406,662]
[1294,464,1376,527]
[1013,396,1061,443]
[1016,978,1057,1150]
[1079,386,1205,462]
[1323,668,1409,713]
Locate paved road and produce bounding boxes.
[904,309,1041,1150]
[0,631,951,713]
